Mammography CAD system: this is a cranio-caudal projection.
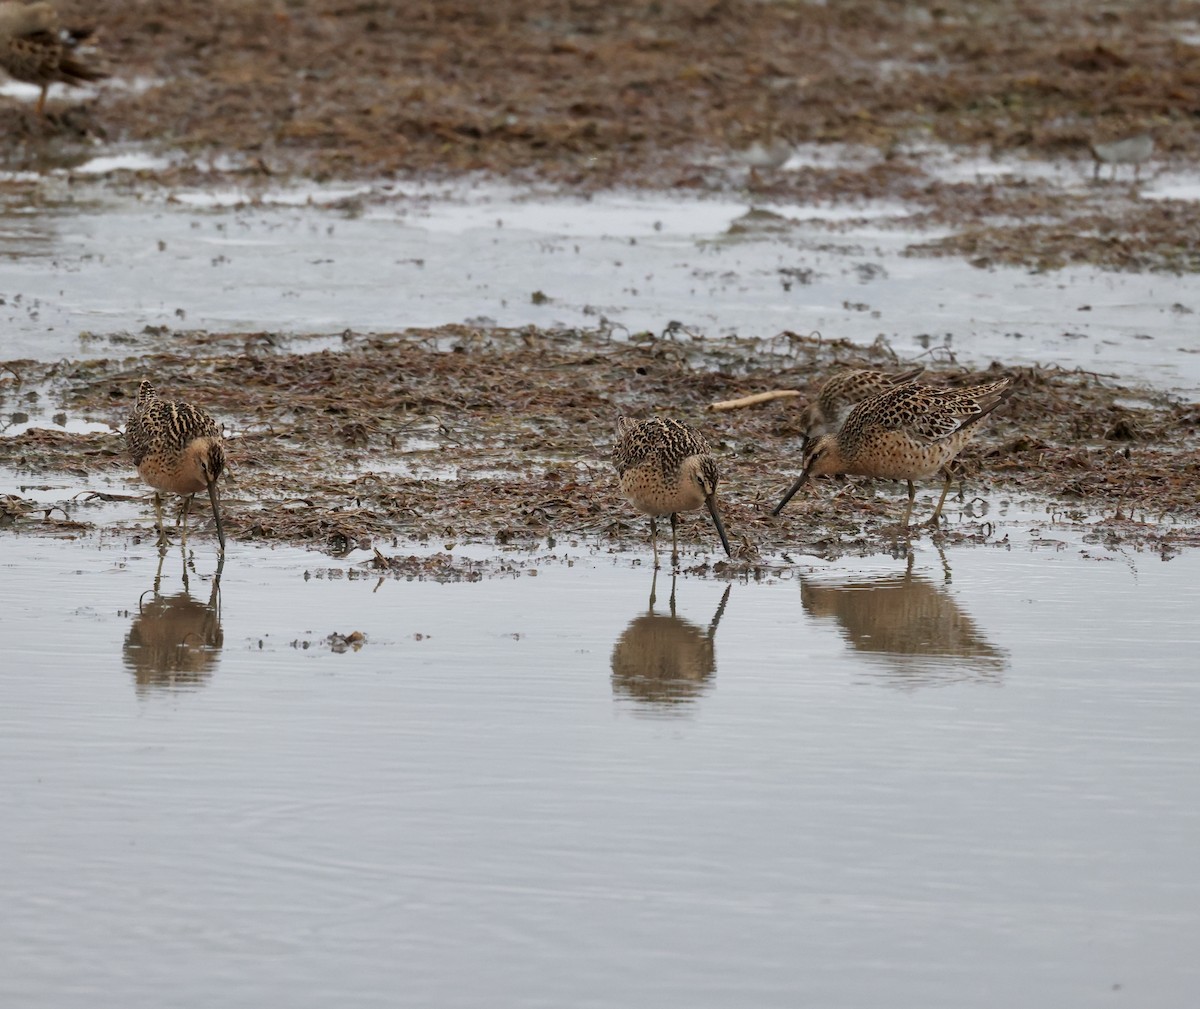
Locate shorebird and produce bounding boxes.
[125,380,227,553]
[612,415,732,566]
[773,377,1012,528]
[0,1,106,117]
[1090,134,1154,181]
[803,365,926,450]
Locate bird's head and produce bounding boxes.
[800,434,842,479]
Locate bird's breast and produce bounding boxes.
[619,464,705,516]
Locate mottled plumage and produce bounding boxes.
[774,377,1012,528]
[612,415,732,565]
[126,380,227,552]
[0,1,106,116]
[803,365,925,448]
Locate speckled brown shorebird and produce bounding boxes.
[803,365,926,449]
[126,380,227,553]
[0,1,106,117]
[773,377,1012,528]
[612,416,732,566]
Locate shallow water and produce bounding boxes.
[3,174,1200,394]
[1,534,1198,1007]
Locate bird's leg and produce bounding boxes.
[153,492,170,547]
[927,471,954,526]
[648,566,658,611]
[180,493,194,550]
[898,480,916,530]
[650,516,659,570]
[36,85,47,118]
[670,512,680,570]
[668,573,678,616]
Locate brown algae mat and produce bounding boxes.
[2,326,1198,570]
[15,0,1197,183]
[4,2,1200,278]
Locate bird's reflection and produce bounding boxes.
[800,552,1006,687]
[610,570,731,710]
[123,550,224,694]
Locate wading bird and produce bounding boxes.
[613,415,732,567]
[125,380,227,553]
[0,1,106,117]
[773,378,1012,529]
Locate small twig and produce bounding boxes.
[709,389,801,411]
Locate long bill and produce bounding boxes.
[706,495,732,558]
[207,479,227,554]
[771,470,811,516]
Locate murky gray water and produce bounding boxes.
[2,535,1198,1007]
[4,166,1200,394]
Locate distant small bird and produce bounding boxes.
[773,378,1012,529]
[0,1,106,117]
[803,365,926,450]
[125,381,227,553]
[612,416,732,567]
[1090,134,1154,181]
[731,137,793,171]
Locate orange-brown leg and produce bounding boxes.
[35,85,48,118]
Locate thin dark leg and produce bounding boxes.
[180,494,195,549]
[899,480,916,530]
[928,472,954,525]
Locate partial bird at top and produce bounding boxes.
[0,1,107,117]
[802,365,926,451]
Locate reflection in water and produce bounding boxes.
[123,553,224,693]
[800,553,1006,687]
[611,571,731,710]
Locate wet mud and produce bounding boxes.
[4,1,1199,277]
[2,325,1197,569]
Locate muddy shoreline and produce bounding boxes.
[5,2,1200,277]
[3,325,1197,568]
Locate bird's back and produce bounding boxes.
[809,366,925,434]
[612,416,711,477]
[126,382,222,467]
[839,378,1011,456]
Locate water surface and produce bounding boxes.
[2,535,1197,1007]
